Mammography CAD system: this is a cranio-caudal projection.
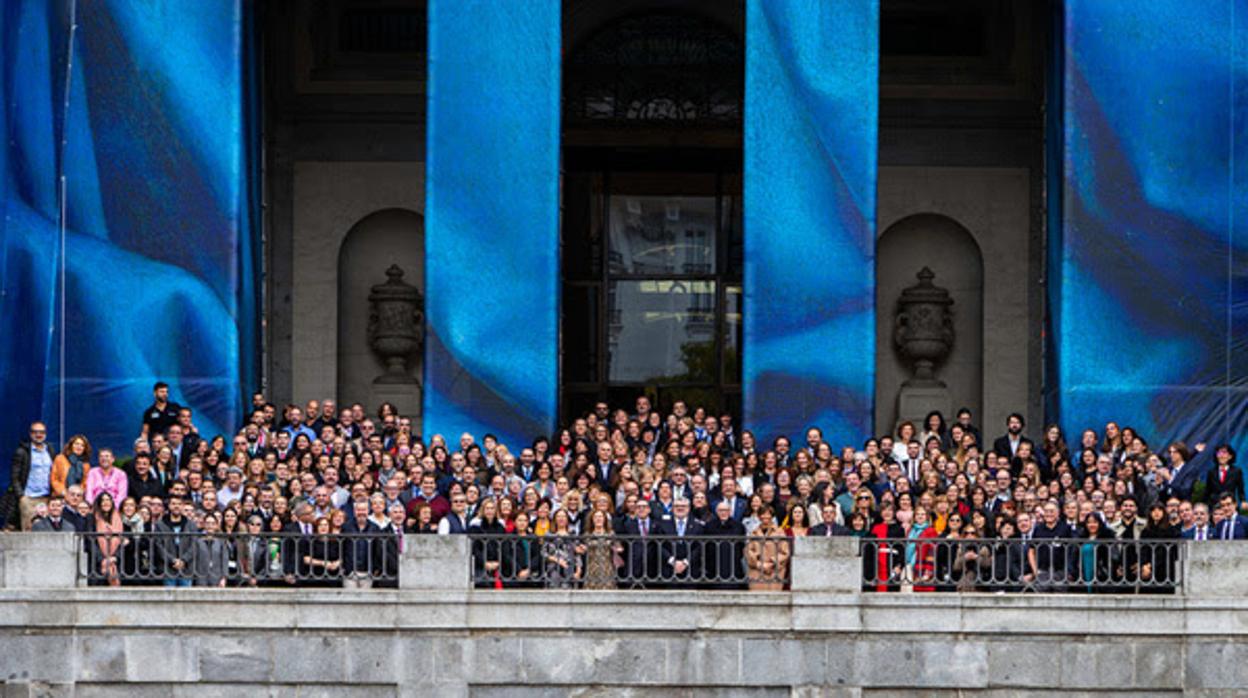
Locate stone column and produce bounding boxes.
[399,534,471,591]
[1183,541,1248,596]
[790,536,862,593]
[0,533,79,589]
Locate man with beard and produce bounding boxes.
[993,413,1033,459]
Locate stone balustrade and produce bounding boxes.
[2,535,1248,696]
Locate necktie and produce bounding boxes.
[397,531,404,553]
[641,519,648,537]
[677,520,685,537]
[1198,527,1205,541]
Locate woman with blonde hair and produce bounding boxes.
[52,434,92,497]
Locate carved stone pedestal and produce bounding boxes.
[897,385,951,433]
[893,267,955,430]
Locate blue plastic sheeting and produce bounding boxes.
[423,0,560,452]
[743,0,879,449]
[0,0,259,486]
[1054,1,1248,456]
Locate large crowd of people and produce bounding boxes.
[2,381,1244,590]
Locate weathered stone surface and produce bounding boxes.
[399,535,471,591]
[790,537,860,593]
[665,636,741,686]
[852,639,988,688]
[2,682,74,698]
[1184,640,1248,689]
[199,634,274,682]
[740,638,826,686]
[1185,542,1248,597]
[4,534,1248,694]
[521,635,668,685]
[1059,641,1134,689]
[986,639,1059,688]
[0,534,78,590]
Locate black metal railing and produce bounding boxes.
[75,531,401,588]
[468,533,791,590]
[860,537,1184,593]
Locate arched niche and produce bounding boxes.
[875,213,984,433]
[337,208,425,411]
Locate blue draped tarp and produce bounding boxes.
[0,0,259,487]
[743,0,879,448]
[1053,0,1248,457]
[423,0,560,452]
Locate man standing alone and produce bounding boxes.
[9,422,54,531]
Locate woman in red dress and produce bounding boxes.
[870,504,904,591]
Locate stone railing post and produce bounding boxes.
[790,536,861,593]
[1183,540,1248,596]
[399,534,471,590]
[0,532,80,588]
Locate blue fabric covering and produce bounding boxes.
[423,0,560,452]
[0,0,258,487]
[743,0,879,448]
[1055,1,1248,456]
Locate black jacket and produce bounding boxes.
[993,434,1034,459]
[127,471,167,501]
[809,523,851,537]
[2,441,37,527]
[1205,465,1245,503]
[340,517,383,575]
[655,517,705,579]
[703,516,747,585]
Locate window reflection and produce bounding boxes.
[608,196,717,274]
[607,280,716,383]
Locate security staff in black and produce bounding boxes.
[141,381,182,437]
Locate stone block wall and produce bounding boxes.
[2,534,1247,695]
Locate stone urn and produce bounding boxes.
[367,265,424,385]
[893,267,954,388]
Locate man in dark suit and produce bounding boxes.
[656,498,704,585]
[809,505,850,537]
[374,503,407,589]
[711,478,748,522]
[993,413,1033,459]
[620,501,663,585]
[166,424,195,475]
[1215,494,1248,540]
[669,467,692,502]
[517,448,538,483]
[1181,504,1213,541]
[341,499,382,588]
[1205,445,1244,504]
[31,497,76,532]
[703,500,747,589]
[283,502,317,583]
[594,442,616,488]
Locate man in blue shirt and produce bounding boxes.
[282,407,317,443]
[11,422,54,531]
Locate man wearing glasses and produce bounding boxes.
[8,422,54,531]
[437,494,470,534]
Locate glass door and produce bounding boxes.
[562,157,741,420]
